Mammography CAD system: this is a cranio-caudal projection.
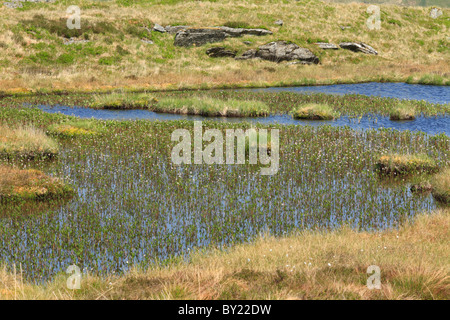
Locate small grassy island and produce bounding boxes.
[153,97,270,117]
[47,120,105,138]
[0,125,58,159]
[292,103,340,120]
[375,153,440,176]
[0,165,74,203]
[390,104,418,121]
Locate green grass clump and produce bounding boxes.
[153,98,269,117]
[292,103,340,120]
[390,104,417,121]
[0,125,58,159]
[47,120,105,138]
[432,168,450,205]
[89,93,158,109]
[375,154,440,176]
[0,166,74,203]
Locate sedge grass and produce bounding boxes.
[375,153,440,176]
[153,97,270,117]
[0,208,448,300]
[432,168,450,205]
[390,104,417,121]
[292,103,340,120]
[0,125,58,159]
[89,93,158,110]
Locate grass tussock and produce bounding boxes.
[0,166,74,203]
[390,104,417,121]
[0,125,58,159]
[292,103,340,120]
[375,154,440,176]
[0,208,448,300]
[89,93,158,110]
[153,98,270,117]
[47,120,105,138]
[432,168,450,205]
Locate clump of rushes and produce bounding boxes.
[390,104,417,121]
[153,98,269,117]
[0,166,74,203]
[47,120,105,138]
[375,154,439,176]
[0,125,58,159]
[431,168,449,205]
[291,103,340,120]
[89,93,158,109]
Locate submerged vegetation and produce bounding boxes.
[153,97,270,117]
[375,154,440,176]
[1,208,448,299]
[0,88,448,300]
[0,99,448,284]
[390,104,417,121]
[0,165,74,203]
[291,103,340,120]
[0,125,58,159]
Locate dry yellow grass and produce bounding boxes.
[0,125,58,159]
[432,167,450,204]
[1,208,448,300]
[0,0,448,92]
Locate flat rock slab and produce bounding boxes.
[153,23,166,33]
[175,28,228,47]
[174,27,272,47]
[206,47,237,58]
[339,42,378,55]
[237,41,319,64]
[315,42,339,50]
[165,25,190,34]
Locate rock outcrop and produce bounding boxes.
[339,42,378,55]
[235,41,319,64]
[174,27,272,47]
[206,47,237,58]
[174,28,228,47]
[165,25,190,34]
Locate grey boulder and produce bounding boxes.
[238,41,319,64]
